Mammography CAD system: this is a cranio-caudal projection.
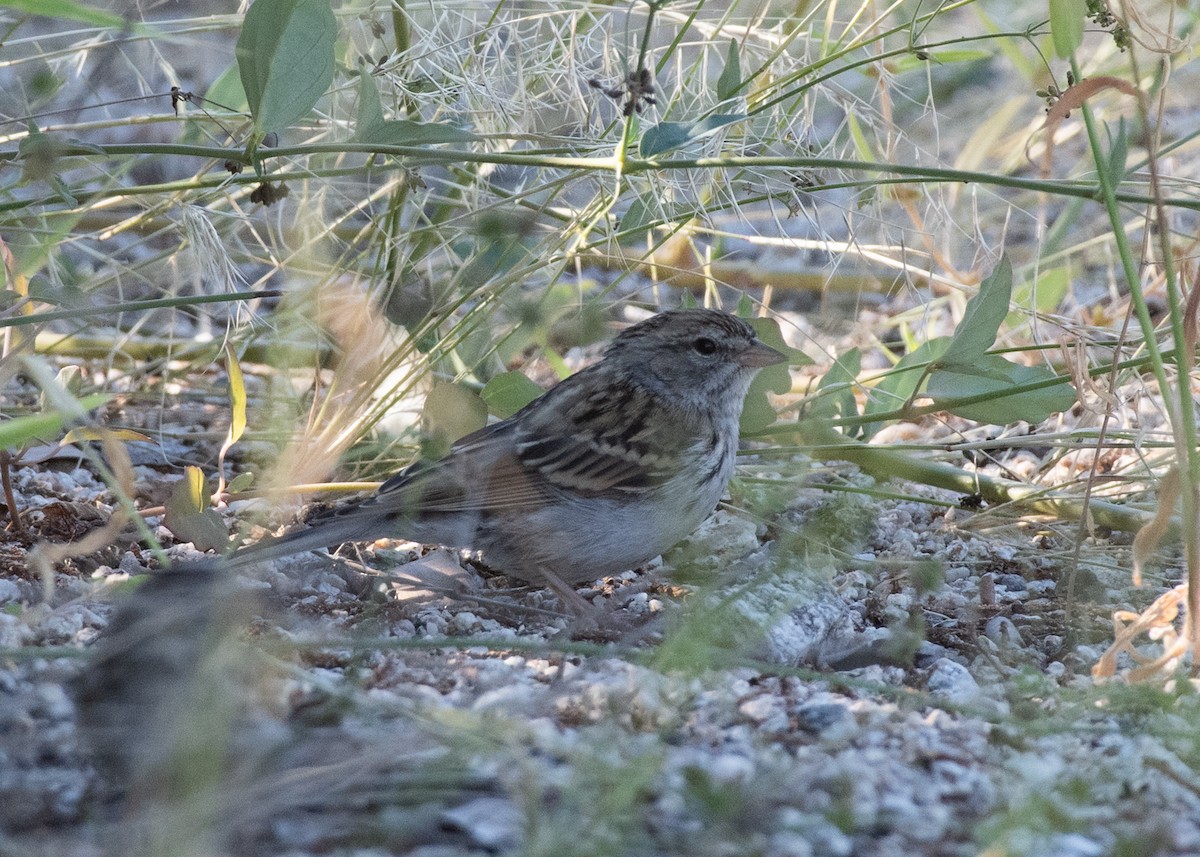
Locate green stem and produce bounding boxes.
[7,144,1200,216]
[0,289,282,329]
[794,420,1158,536]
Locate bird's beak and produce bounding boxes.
[738,339,787,368]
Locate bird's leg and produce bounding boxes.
[537,566,594,616]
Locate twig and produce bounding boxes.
[0,450,26,537]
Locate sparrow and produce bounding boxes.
[225,308,785,610]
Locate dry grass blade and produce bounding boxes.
[1093,583,1191,683]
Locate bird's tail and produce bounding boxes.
[225,508,393,570]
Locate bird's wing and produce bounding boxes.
[372,370,687,515]
[371,418,549,514]
[515,369,689,497]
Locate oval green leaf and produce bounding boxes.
[354,71,476,145]
[862,338,948,438]
[224,345,247,446]
[927,355,1076,425]
[740,318,794,435]
[639,121,694,157]
[639,114,746,157]
[481,371,544,420]
[205,61,249,114]
[937,256,1012,367]
[236,0,336,136]
[422,383,489,453]
[358,120,478,146]
[813,347,862,437]
[164,466,229,552]
[1049,0,1086,59]
[716,39,741,102]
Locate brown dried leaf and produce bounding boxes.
[1131,466,1181,587]
[1038,76,1140,178]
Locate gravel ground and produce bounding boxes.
[2,447,1197,857]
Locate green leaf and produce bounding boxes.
[617,195,654,236]
[455,211,537,287]
[422,383,488,457]
[716,39,741,102]
[0,411,74,451]
[740,317,794,435]
[164,466,229,552]
[1008,265,1069,327]
[1049,0,1086,59]
[17,130,67,183]
[891,49,993,72]
[0,0,129,29]
[0,290,23,312]
[747,316,810,366]
[381,268,437,333]
[693,114,746,137]
[1106,117,1128,181]
[740,373,783,435]
[616,193,697,238]
[813,348,861,437]
[355,67,384,130]
[481,371,544,419]
[937,257,1012,367]
[28,278,87,307]
[846,111,875,161]
[62,138,104,155]
[236,0,336,136]
[354,72,476,145]
[862,339,949,439]
[227,472,255,493]
[0,394,108,450]
[639,122,693,157]
[639,114,746,157]
[204,61,250,114]
[224,345,247,446]
[927,355,1076,425]
[358,119,477,146]
[49,175,78,207]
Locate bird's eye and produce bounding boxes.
[692,336,718,356]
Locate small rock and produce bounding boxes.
[913,641,955,668]
[753,574,854,666]
[706,753,755,783]
[440,797,523,850]
[768,832,814,857]
[984,616,1023,648]
[625,592,652,615]
[993,573,1027,591]
[925,658,979,703]
[1038,833,1106,857]
[0,579,21,605]
[944,566,971,582]
[795,702,853,737]
[1041,634,1065,655]
[739,695,788,731]
[665,510,760,571]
